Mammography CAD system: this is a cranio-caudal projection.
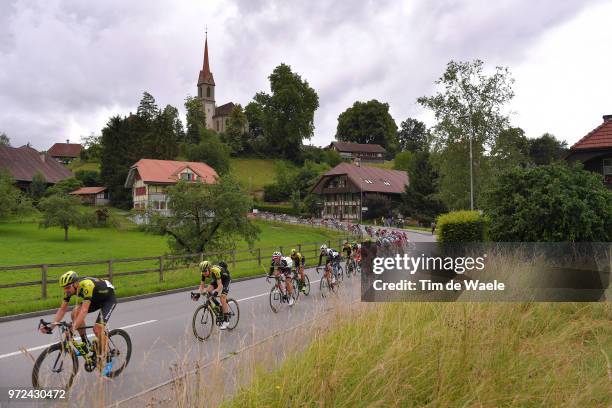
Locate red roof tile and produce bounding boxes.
[47,143,83,158]
[571,118,612,150]
[0,144,73,183]
[125,159,218,186]
[70,187,107,195]
[329,141,387,153]
[311,162,408,194]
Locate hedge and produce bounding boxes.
[437,210,489,243]
[254,204,301,216]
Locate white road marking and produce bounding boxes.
[0,319,158,360]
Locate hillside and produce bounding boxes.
[65,158,278,197]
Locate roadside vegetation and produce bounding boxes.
[226,302,612,407]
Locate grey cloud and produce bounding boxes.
[0,0,606,150]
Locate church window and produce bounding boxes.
[198,87,202,97]
[207,87,211,97]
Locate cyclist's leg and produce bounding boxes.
[220,277,231,316]
[95,296,116,369]
[285,271,294,294]
[71,304,88,342]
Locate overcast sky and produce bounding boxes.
[1,0,611,151]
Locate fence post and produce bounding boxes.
[232,250,236,271]
[327,240,331,249]
[41,264,47,300]
[159,256,164,282]
[279,246,283,254]
[108,260,113,283]
[314,244,317,258]
[199,253,204,263]
[298,244,302,254]
[258,248,261,266]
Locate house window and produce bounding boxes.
[383,180,391,186]
[135,186,146,196]
[364,179,373,184]
[206,87,211,97]
[604,159,612,184]
[225,119,229,126]
[216,120,219,131]
[181,173,195,181]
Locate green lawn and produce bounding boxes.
[229,158,279,195]
[67,159,100,173]
[363,160,394,169]
[0,216,346,316]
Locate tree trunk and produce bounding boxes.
[64,226,69,241]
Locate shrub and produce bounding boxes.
[481,163,612,241]
[437,210,489,243]
[254,204,301,216]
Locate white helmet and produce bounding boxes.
[272,251,282,259]
[320,244,327,251]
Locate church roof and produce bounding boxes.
[197,36,215,86]
[214,102,235,118]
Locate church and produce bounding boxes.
[196,34,238,134]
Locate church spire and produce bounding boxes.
[198,29,215,86]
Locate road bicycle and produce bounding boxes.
[316,264,341,298]
[292,266,311,296]
[267,273,299,313]
[33,320,131,389]
[191,292,240,341]
[346,255,361,278]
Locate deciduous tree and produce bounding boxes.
[39,194,92,241]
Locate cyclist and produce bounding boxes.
[290,248,306,293]
[351,241,361,268]
[269,251,295,306]
[341,240,353,270]
[317,244,340,284]
[193,261,232,330]
[40,271,117,376]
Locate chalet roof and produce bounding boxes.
[47,142,83,158]
[0,144,73,183]
[70,186,107,195]
[571,116,612,150]
[311,162,408,195]
[214,102,235,118]
[125,159,218,187]
[329,141,387,154]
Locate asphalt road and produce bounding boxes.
[0,230,435,407]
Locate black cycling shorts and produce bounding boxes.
[87,294,117,325]
[211,276,231,295]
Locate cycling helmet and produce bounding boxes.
[320,244,327,251]
[291,248,297,255]
[272,251,282,259]
[199,261,210,271]
[59,270,78,287]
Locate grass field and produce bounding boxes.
[0,217,346,316]
[225,302,612,407]
[67,159,100,173]
[229,158,278,195]
[363,160,394,169]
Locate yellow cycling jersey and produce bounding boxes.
[201,265,229,283]
[64,277,114,305]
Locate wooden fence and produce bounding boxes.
[0,238,353,299]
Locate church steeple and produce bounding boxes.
[197,29,216,131]
[198,31,215,86]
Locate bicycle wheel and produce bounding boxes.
[226,299,240,330]
[104,329,132,378]
[302,274,311,296]
[290,277,300,302]
[32,343,78,390]
[320,274,333,297]
[269,286,283,313]
[336,265,344,282]
[192,305,215,341]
